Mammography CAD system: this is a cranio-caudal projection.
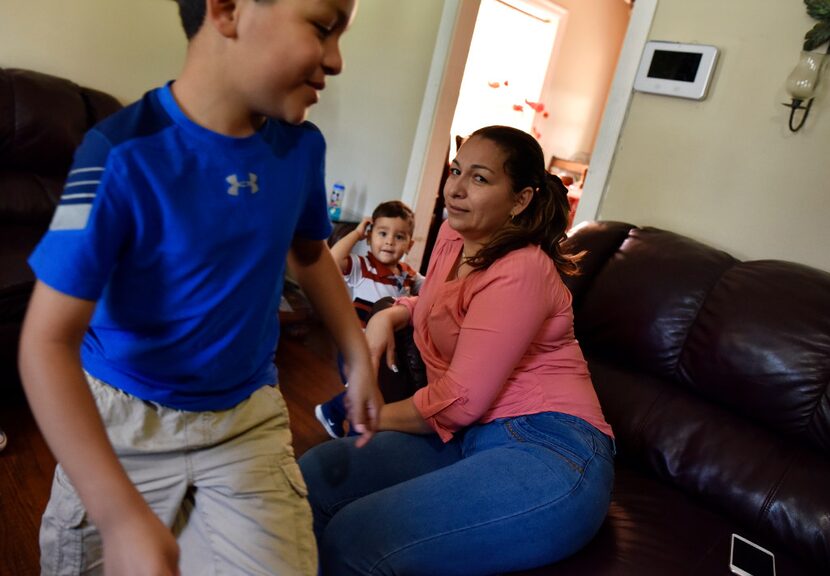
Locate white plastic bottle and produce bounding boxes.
[328,182,345,221]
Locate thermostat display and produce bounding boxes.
[634,41,719,100]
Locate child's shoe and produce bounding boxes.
[315,393,347,439]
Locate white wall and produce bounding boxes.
[308,0,445,219]
[0,0,186,103]
[600,0,830,272]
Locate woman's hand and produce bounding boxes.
[364,307,401,374]
[366,308,398,373]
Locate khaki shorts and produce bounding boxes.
[40,375,317,575]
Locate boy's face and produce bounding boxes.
[368,217,414,268]
[230,0,357,124]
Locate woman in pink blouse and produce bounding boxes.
[299,125,614,576]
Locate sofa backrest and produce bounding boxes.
[0,67,122,225]
[0,67,122,304]
[562,221,830,571]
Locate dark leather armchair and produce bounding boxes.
[0,68,121,392]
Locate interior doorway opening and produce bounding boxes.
[414,0,635,273]
[450,0,564,157]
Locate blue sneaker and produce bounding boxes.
[315,393,347,439]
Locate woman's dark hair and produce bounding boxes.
[372,200,416,235]
[462,125,582,276]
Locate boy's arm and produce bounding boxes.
[288,237,383,446]
[19,281,179,576]
[329,217,371,273]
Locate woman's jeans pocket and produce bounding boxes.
[504,412,614,474]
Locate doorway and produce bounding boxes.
[419,0,565,273]
[449,0,565,157]
[404,0,657,271]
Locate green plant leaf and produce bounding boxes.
[805,0,830,21]
[804,20,830,50]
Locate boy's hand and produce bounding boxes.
[19,282,179,575]
[100,504,180,576]
[288,237,385,446]
[343,359,383,448]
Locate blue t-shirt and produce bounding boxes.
[29,84,332,411]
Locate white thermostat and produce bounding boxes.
[634,41,719,100]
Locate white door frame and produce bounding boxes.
[403,0,657,269]
[401,0,480,269]
[573,0,657,226]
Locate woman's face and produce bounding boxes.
[443,136,518,246]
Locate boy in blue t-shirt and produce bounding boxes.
[18,1,379,574]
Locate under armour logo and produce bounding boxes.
[226,173,259,196]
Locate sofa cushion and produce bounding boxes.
[681,260,830,454]
[588,357,830,571]
[511,465,821,575]
[560,222,830,572]
[562,221,635,304]
[0,172,64,224]
[0,67,121,178]
[570,226,737,379]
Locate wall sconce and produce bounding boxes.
[783,51,825,132]
[785,0,830,132]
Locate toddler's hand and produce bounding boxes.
[355,217,372,240]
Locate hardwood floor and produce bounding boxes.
[276,323,345,456]
[0,387,56,576]
[0,322,342,576]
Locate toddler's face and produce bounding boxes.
[368,217,413,268]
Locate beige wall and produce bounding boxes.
[600,0,830,272]
[0,0,443,221]
[309,0,445,218]
[0,0,186,103]
[5,0,827,272]
[537,0,630,164]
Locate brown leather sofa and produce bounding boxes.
[379,220,830,575]
[508,221,830,575]
[0,68,121,392]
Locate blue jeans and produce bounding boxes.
[298,412,615,575]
